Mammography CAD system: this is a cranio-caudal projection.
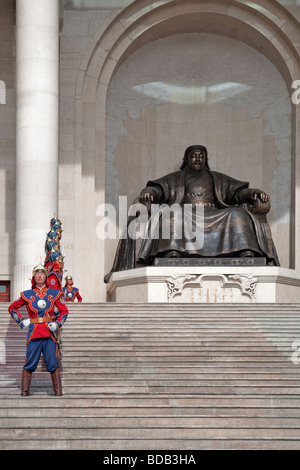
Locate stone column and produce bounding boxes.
[14,0,59,297]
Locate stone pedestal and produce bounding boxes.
[107,260,300,303]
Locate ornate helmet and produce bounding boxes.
[52,223,63,233]
[50,217,62,227]
[47,230,59,241]
[31,263,48,288]
[32,263,47,277]
[48,250,63,264]
[45,239,59,254]
[64,275,73,286]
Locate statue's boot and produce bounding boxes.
[21,369,33,397]
[239,250,255,257]
[165,250,181,258]
[51,367,62,396]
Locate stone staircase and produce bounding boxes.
[1,302,300,449]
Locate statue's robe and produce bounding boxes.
[104,168,279,282]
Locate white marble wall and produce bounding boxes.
[106,33,292,270]
[59,8,113,301]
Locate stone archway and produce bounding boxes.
[74,0,300,300]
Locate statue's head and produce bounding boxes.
[180,145,210,170]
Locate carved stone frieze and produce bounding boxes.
[166,272,258,303]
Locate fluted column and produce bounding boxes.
[14,0,59,297]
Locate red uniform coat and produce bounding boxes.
[62,286,82,302]
[8,286,68,345]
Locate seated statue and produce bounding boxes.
[104,145,279,282]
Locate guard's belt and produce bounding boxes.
[30,316,54,324]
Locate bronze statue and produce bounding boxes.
[104,145,279,282]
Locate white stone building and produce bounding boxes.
[0,0,300,302]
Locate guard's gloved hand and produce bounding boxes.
[23,319,31,328]
[48,322,58,332]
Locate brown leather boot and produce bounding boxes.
[50,367,62,396]
[21,369,32,397]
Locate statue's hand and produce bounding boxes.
[253,189,270,203]
[139,188,157,205]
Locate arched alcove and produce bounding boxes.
[106,32,292,269]
[72,0,300,300]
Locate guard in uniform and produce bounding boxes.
[8,264,68,396]
[47,250,64,292]
[63,275,82,302]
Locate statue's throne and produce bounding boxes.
[245,198,271,222]
[106,194,300,304]
[243,199,276,262]
[135,197,276,265]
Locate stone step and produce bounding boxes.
[3,367,300,378]
[0,437,298,450]
[2,415,300,429]
[2,404,300,418]
[2,425,300,442]
[4,304,297,310]
[2,394,300,407]
[7,320,299,324]
[61,360,300,368]
[1,378,295,391]
[3,341,291,348]
[61,385,300,395]
[5,330,300,340]
[1,373,299,386]
[3,371,299,380]
[11,332,300,339]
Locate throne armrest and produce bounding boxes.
[244,199,271,222]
